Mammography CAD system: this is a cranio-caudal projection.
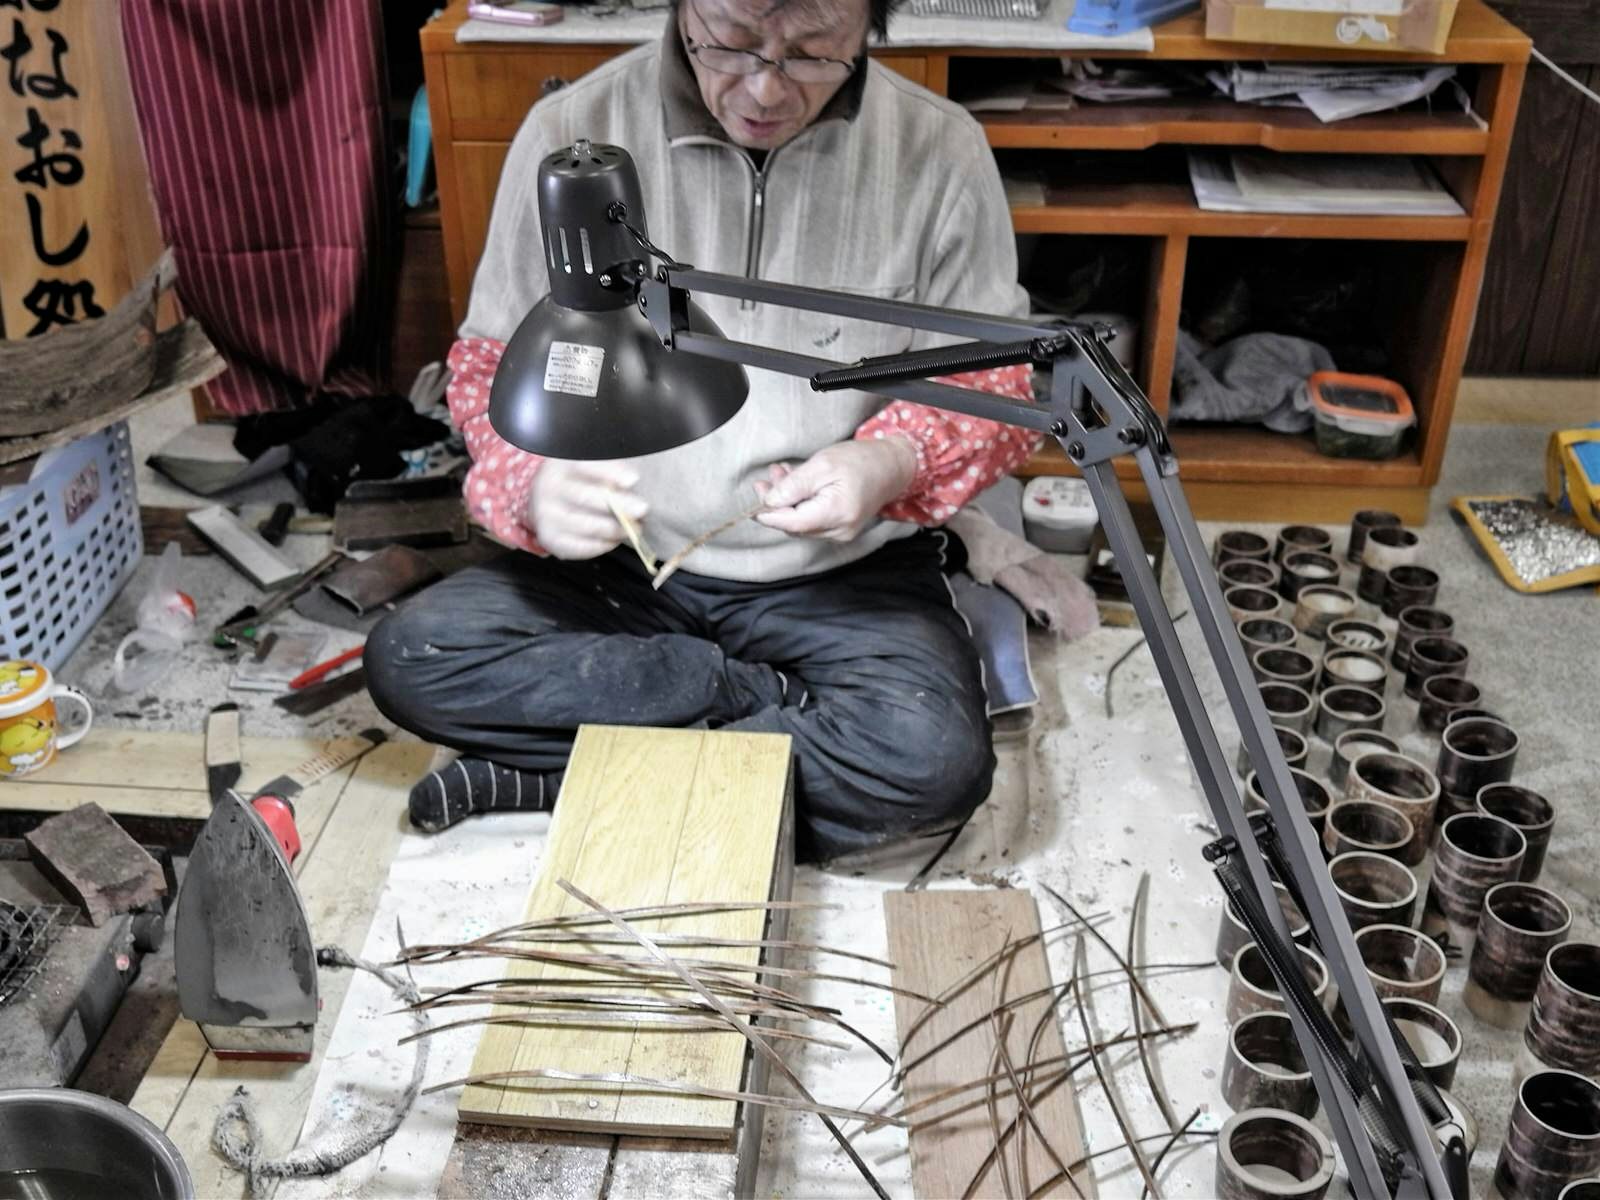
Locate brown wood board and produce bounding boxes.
[458,724,793,1141]
[1468,62,1600,374]
[884,889,1095,1200]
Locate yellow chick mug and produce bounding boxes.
[0,660,94,779]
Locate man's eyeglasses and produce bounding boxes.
[683,34,857,84]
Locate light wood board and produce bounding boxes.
[459,724,792,1141]
[884,889,1095,1200]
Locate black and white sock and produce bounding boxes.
[408,758,558,832]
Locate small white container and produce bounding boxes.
[1022,476,1098,554]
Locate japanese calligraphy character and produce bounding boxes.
[0,3,64,12]
[15,106,81,187]
[24,193,87,266]
[21,278,102,335]
[2,18,75,100]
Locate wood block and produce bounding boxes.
[459,724,793,1142]
[884,889,1095,1200]
[24,801,165,926]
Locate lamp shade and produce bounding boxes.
[489,294,749,460]
[487,140,749,459]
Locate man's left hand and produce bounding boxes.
[755,437,918,542]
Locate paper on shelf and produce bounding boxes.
[1188,150,1464,216]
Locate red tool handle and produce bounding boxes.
[289,645,364,690]
[251,795,302,865]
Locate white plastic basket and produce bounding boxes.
[0,422,143,670]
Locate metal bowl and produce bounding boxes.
[0,1089,193,1199]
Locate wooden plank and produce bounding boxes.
[884,890,1094,1200]
[128,742,429,1199]
[1,731,361,867]
[617,732,789,1133]
[474,725,705,1129]
[1468,63,1576,373]
[1140,234,1187,413]
[459,725,792,1140]
[1484,0,1600,60]
[1520,63,1600,375]
[981,105,1488,155]
[3,730,341,793]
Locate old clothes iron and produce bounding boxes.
[175,725,384,1060]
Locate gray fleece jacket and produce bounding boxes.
[462,23,1026,582]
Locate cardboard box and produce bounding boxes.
[1205,0,1460,54]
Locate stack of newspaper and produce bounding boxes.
[1188,152,1465,216]
[1206,62,1464,122]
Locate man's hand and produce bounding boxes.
[755,437,918,542]
[527,459,647,560]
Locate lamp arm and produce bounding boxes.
[634,262,1461,1200]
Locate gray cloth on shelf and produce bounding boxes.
[1169,330,1334,433]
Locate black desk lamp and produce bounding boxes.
[488,141,1467,1200]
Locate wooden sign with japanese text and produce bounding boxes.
[1,0,163,341]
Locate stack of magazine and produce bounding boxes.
[1188,152,1464,216]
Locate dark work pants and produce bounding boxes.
[363,531,993,862]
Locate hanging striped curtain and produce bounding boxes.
[121,0,393,414]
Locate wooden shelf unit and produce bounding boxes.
[421,0,1529,522]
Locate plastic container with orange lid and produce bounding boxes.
[1307,372,1416,461]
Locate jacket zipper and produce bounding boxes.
[739,151,772,311]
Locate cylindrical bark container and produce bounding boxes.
[1478,783,1555,883]
[1217,529,1273,567]
[1423,812,1527,951]
[1227,584,1283,624]
[1216,880,1311,969]
[1348,509,1402,565]
[1275,523,1333,565]
[1320,648,1388,697]
[1239,617,1299,658]
[1221,558,1281,591]
[1418,675,1482,734]
[1467,882,1574,1030]
[1438,716,1519,797]
[1330,730,1402,792]
[1392,605,1455,672]
[1495,1070,1600,1200]
[1330,851,1419,931]
[1382,563,1441,618]
[1449,706,1503,727]
[1345,751,1440,866]
[1355,923,1446,1005]
[1223,1012,1318,1117]
[1315,685,1386,741]
[1358,525,1420,602]
[1216,1109,1335,1200]
[1260,682,1315,735]
[1246,767,1331,835]
[1280,550,1341,603]
[1293,584,1356,641]
[1253,646,1319,691]
[1228,942,1330,1024]
[1525,942,1600,1078]
[1236,724,1309,782]
[1404,636,1469,700]
[1384,996,1462,1090]
[1326,617,1392,661]
[1323,798,1413,861]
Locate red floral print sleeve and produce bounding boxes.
[855,364,1040,525]
[446,336,547,554]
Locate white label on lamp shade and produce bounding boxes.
[543,342,605,397]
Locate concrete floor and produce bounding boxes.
[52,384,1600,1196]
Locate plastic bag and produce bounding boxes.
[113,542,196,692]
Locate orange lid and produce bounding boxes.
[1308,371,1414,426]
[0,660,49,717]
